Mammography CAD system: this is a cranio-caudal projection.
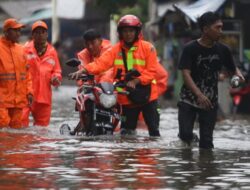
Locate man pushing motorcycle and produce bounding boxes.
[77,28,113,84]
[69,14,161,137]
[71,28,114,134]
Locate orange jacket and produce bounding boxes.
[0,37,33,108]
[156,63,168,96]
[24,41,62,105]
[77,39,113,83]
[84,40,158,105]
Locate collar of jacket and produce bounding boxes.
[29,40,49,55]
[86,43,104,60]
[1,36,16,46]
[120,40,139,51]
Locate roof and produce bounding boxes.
[157,0,189,17]
[174,0,227,22]
[0,0,85,24]
[0,0,50,19]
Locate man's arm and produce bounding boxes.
[69,48,115,80]
[51,50,62,86]
[182,69,213,109]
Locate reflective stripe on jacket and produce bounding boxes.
[84,40,159,105]
[77,39,113,83]
[0,37,33,108]
[24,41,62,105]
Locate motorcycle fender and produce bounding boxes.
[233,95,241,105]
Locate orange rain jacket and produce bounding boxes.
[0,37,33,108]
[84,40,159,105]
[77,39,113,83]
[24,41,62,105]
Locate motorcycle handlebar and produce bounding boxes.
[115,68,141,81]
[113,81,130,95]
[118,91,130,95]
[114,81,126,88]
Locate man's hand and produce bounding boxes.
[51,76,61,86]
[68,68,87,80]
[126,78,140,89]
[27,93,33,107]
[197,93,213,110]
[235,68,245,83]
[218,73,226,81]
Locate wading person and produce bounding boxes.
[69,15,160,137]
[77,28,113,84]
[0,18,33,129]
[74,29,113,131]
[22,20,62,127]
[177,11,244,149]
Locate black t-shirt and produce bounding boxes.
[178,40,236,108]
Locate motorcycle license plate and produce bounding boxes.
[95,108,120,120]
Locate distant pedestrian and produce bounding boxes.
[177,12,244,149]
[22,20,62,127]
[0,18,33,129]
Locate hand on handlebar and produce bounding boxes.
[68,68,87,80]
[126,78,140,89]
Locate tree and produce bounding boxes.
[95,0,148,23]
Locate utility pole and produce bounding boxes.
[52,0,60,44]
[110,14,119,45]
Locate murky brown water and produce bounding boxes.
[0,85,250,190]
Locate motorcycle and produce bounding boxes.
[230,82,250,118]
[60,58,124,136]
[229,63,250,118]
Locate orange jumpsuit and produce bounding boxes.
[0,37,33,129]
[84,40,159,105]
[77,39,113,83]
[22,41,62,127]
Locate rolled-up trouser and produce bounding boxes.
[22,102,51,127]
[0,108,23,129]
[121,100,160,136]
[178,102,217,149]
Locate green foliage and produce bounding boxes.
[95,0,136,14]
[95,0,148,23]
[119,5,142,19]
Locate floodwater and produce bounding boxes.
[1,85,250,190]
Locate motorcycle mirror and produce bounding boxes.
[65,58,81,67]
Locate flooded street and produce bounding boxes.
[1,85,250,189]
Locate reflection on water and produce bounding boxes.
[1,86,250,189]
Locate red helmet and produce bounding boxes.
[117,15,142,41]
[117,15,142,31]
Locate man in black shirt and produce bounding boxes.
[177,11,244,149]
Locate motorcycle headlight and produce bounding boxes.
[99,94,117,108]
